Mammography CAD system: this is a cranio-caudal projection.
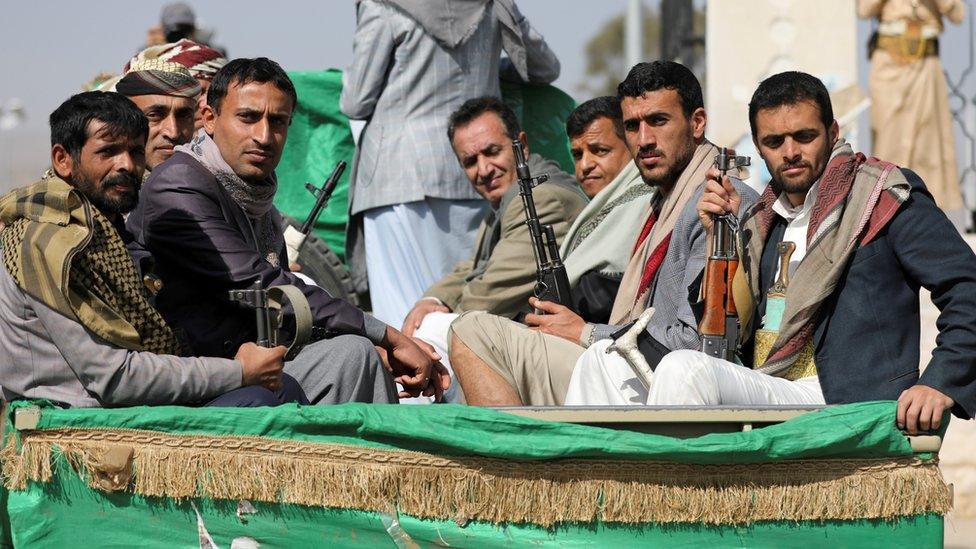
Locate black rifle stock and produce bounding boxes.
[512,139,574,313]
[300,161,347,235]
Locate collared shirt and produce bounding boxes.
[770,179,821,282]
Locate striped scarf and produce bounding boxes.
[0,177,182,355]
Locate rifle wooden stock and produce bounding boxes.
[699,257,738,337]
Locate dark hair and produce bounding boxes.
[748,71,834,137]
[566,96,624,139]
[207,57,298,113]
[447,96,521,143]
[49,91,148,159]
[616,61,703,117]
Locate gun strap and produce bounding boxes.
[267,285,313,359]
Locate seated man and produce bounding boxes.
[105,48,201,173]
[400,97,588,381]
[128,57,447,404]
[136,38,228,130]
[0,91,301,408]
[449,61,758,406]
[561,95,650,323]
[613,71,976,434]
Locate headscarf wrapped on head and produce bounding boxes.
[97,45,202,98]
[132,39,227,80]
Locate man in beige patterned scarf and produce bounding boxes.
[0,92,304,408]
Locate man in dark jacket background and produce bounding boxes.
[128,57,448,404]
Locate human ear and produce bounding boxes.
[50,144,74,180]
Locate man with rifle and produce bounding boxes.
[128,58,448,405]
[401,96,586,401]
[592,72,976,435]
[450,62,758,406]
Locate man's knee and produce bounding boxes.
[447,313,481,368]
[655,350,713,384]
[335,334,385,377]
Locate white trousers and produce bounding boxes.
[363,198,486,328]
[399,311,462,404]
[566,345,825,406]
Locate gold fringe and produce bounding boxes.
[1,428,952,527]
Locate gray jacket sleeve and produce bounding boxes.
[645,180,761,350]
[586,180,761,350]
[31,294,242,407]
[513,3,560,83]
[340,0,397,120]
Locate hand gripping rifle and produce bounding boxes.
[512,139,574,313]
[698,148,750,362]
[284,161,347,265]
[228,280,314,360]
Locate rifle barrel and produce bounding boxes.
[300,160,347,235]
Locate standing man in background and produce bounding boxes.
[858,0,965,220]
[340,0,560,327]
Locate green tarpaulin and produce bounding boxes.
[0,401,948,547]
[274,71,577,262]
[4,400,924,462]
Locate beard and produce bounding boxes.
[639,139,696,190]
[74,171,142,216]
[769,143,832,197]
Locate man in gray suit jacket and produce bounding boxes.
[340,0,560,329]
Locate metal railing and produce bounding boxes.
[945,0,976,225]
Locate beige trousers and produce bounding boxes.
[448,311,585,405]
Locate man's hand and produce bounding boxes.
[401,299,450,337]
[524,297,586,343]
[697,166,741,231]
[381,326,451,400]
[896,384,954,434]
[235,342,287,392]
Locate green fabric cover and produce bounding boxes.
[275,70,355,260]
[273,71,576,262]
[2,468,943,548]
[500,80,577,174]
[0,401,943,547]
[7,400,922,463]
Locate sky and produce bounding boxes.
[0,1,973,195]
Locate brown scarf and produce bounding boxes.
[0,177,182,355]
[609,141,718,324]
[731,140,910,377]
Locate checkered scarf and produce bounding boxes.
[0,177,182,355]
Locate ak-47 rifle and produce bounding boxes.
[229,280,313,359]
[512,139,574,313]
[698,148,750,362]
[284,161,346,265]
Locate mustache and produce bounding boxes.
[476,173,499,186]
[637,147,665,159]
[102,172,141,191]
[778,161,812,174]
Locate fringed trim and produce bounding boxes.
[1,428,952,527]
